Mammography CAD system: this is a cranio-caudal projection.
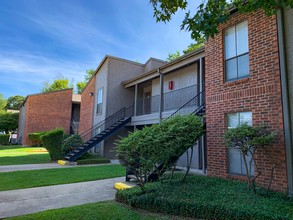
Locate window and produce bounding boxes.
[96,88,103,115]
[225,21,249,81]
[227,112,254,175]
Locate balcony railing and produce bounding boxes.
[136,85,201,116]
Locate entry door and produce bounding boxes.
[144,91,151,114]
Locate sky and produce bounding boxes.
[0,0,195,99]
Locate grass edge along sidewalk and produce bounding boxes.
[0,164,125,191]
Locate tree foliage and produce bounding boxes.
[224,123,277,194]
[42,75,73,93]
[0,94,7,114]
[116,114,203,190]
[0,113,19,133]
[76,69,95,94]
[167,36,204,61]
[150,0,293,41]
[166,50,181,62]
[5,95,25,110]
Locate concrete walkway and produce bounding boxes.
[0,160,120,173]
[0,176,124,219]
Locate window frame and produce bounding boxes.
[226,111,254,176]
[96,88,103,115]
[224,21,249,82]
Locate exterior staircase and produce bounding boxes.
[64,106,133,162]
[126,89,206,182]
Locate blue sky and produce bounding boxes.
[0,0,194,99]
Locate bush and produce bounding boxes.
[28,132,48,146]
[77,158,110,165]
[116,114,203,189]
[61,134,83,156]
[0,134,10,145]
[40,128,64,161]
[116,174,293,220]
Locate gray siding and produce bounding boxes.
[93,60,109,126]
[144,59,165,73]
[106,58,144,116]
[152,63,198,96]
[18,104,27,144]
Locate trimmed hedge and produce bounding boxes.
[40,128,64,161]
[61,134,83,156]
[28,132,48,146]
[76,153,111,165]
[116,175,293,220]
[0,134,10,145]
[77,158,110,165]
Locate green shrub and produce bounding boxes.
[0,134,10,145]
[116,114,203,189]
[77,158,110,165]
[28,132,48,146]
[61,134,83,156]
[116,174,293,220]
[40,128,64,161]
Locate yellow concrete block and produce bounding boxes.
[58,160,67,166]
[114,182,133,190]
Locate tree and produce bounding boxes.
[5,95,25,110]
[166,36,204,62]
[116,114,203,190]
[166,50,181,62]
[150,0,293,41]
[0,94,7,114]
[224,123,277,194]
[0,113,19,132]
[42,75,73,93]
[76,69,95,94]
[76,81,87,95]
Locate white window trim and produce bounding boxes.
[225,21,249,82]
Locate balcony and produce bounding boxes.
[132,85,203,125]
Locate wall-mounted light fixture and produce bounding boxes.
[89,92,94,96]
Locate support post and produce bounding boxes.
[158,69,164,121]
[134,84,138,116]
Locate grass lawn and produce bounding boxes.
[0,145,51,165]
[117,174,293,220]
[0,164,125,191]
[9,201,183,220]
[9,201,189,220]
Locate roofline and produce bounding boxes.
[144,57,167,66]
[80,54,146,94]
[20,88,74,108]
[122,46,205,87]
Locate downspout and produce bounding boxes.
[277,9,293,197]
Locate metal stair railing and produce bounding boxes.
[64,105,134,147]
[167,89,205,119]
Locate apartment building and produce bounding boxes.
[18,89,80,145]
[69,8,292,194]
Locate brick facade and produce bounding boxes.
[21,89,73,145]
[205,10,287,192]
[79,76,96,134]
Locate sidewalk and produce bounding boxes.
[0,160,120,173]
[0,176,124,219]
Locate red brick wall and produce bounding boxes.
[79,76,95,134]
[23,89,73,145]
[205,10,287,192]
